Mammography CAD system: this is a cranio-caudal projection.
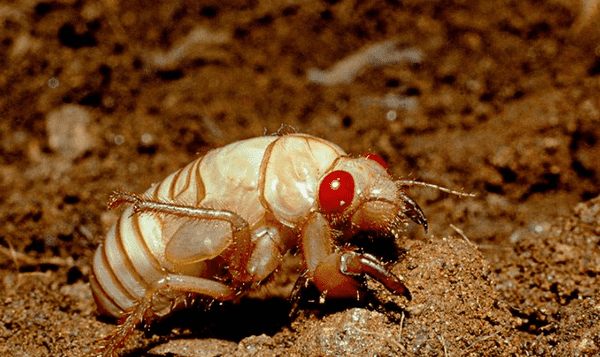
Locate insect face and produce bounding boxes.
[318,154,428,235]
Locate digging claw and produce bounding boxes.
[340,251,411,300]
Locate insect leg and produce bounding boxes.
[300,213,335,274]
[108,190,253,282]
[299,212,410,300]
[108,190,248,231]
[98,274,233,357]
[288,269,311,319]
[299,212,364,299]
[340,251,411,300]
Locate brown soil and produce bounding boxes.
[2,0,600,356]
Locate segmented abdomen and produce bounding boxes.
[91,157,208,318]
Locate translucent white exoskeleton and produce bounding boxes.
[91,133,472,356]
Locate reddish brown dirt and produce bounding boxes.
[2,0,600,356]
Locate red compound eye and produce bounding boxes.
[363,153,388,170]
[319,170,355,214]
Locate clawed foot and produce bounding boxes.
[338,251,411,300]
[289,249,411,319]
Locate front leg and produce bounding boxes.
[299,213,411,301]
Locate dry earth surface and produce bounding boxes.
[2,0,600,356]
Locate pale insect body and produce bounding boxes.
[91,133,472,356]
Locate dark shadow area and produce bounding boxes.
[141,297,293,343]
